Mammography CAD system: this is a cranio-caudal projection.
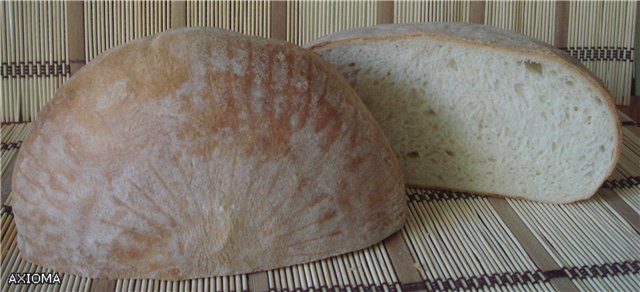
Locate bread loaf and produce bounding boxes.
[307,23,621,203]
[12,27,406,279]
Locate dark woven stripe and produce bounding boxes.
[602,176,640,189]
[563,261,640,279]
[559,47,634,62]
[1,61,70,78]
[401,271,546,291]
[406,188,482,203]
[1,121,32,127]
[621,121,640,127]
[1,205,11,215]
[268,281,400,292]
[1,141,22,151]
[402,261,640,291]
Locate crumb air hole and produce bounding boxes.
[514,83,524,95]
[522,60,543,75]
[406,151,420,158]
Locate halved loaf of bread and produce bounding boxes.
[307,23,621,203]
[12,27,406,279]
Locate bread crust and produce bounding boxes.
[11,27,406,279]
[307,23,621,204]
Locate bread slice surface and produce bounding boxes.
[307,23,621,203]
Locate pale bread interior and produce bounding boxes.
[318,39,618,203]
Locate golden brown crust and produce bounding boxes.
[11,27,406,279]
[307,23,621,204]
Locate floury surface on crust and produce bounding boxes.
[308,22,564,53]
[11,27,406,279]
[307,23,621,203]
[306,22,618,92]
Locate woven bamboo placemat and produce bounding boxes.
[1,114,639,292]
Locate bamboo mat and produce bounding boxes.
[1,113,639,292]
[3,0,637,121]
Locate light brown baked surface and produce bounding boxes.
[11,27,406,279]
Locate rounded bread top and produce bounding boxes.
[12,27,406,279]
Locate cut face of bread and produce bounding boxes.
[11,28,406,279]
[307,23,621,203]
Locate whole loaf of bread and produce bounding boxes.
[11,27,406,279]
